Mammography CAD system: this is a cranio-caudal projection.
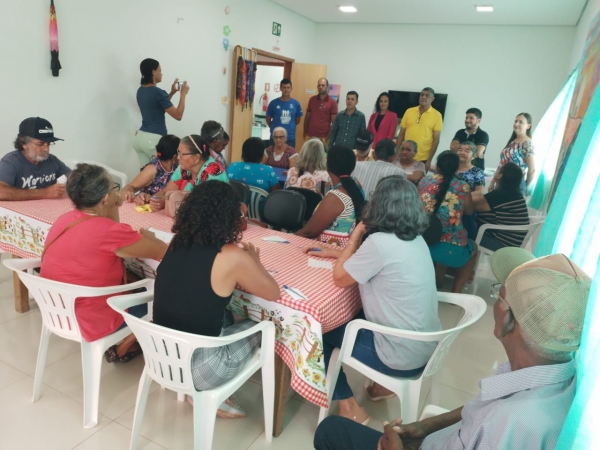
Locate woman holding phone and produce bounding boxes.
[133,58,190,167]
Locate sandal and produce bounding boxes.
[104,345,119,363]
[117,347,143,363]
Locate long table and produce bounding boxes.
[0,198,362,435]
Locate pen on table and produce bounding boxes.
[283,285,307,300]
[133,190,141,197]
[297,246,321,251]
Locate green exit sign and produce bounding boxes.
[272,22,281,36]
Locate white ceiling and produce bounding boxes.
[270,0,588,26]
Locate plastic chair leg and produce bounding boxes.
[193,391,219,450]
[318,348,341,424]
[32,325,51,402]
[80,341,104,428]
[130,370,153,450]
[177,392,186,402]
[399,380,422,424]
[261,360,275,441]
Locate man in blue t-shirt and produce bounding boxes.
[0,117,71,201]
[266,78,303,148]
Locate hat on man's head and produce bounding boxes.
[490,247,535,283]
[19,117,63,142]
[354,129,373,152]
[503,253,591,352]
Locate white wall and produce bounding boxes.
[314,24,575,169]
[569,0,600,70]
[253,65,285,116]
[0,0,316,181]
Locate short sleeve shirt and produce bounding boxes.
[264,145,297,168]
[266,98,303,139]
[0,150,71,189]
[171,157,229,191]
[400,106,444,161]
[137,86,173,136]
[284,167,331,193]
[452,128,490,169]
[455,166,485,192]
[419,174,470,247]
[306,95,338,138]
[499,140,535,176]
[227,162,279,190]
[343,232,441,370]
[40,209,142,342]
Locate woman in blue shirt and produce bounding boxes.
[133,58,190,167]
[227,138,280,193]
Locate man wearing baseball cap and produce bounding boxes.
[353,129,374,162]
[0,117,71,200]
[314,248,591,450]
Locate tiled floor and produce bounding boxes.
[0,254,506,449]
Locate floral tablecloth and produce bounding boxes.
[0,199,362,407]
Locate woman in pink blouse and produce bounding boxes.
[367,92,398,150]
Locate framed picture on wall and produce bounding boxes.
[328,84,341,104]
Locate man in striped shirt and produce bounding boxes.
[351,139,406,200]
[315,249,591,450]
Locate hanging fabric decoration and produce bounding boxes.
[245,58,254,108]
[49,0,62,76]
[236,51,243,105]
[250,51,258,105]
[239,49,247,109]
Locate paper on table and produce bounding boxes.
[56,175,68,185]
[262,236,290,243]
[283,286,308,301]
[147,227,174,244]
[308,258,333,270]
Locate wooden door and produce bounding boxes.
[290,63,327,151]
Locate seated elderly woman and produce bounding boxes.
[285,138,331,194]
[122,134,180,202]
[295,145,365,247]
[227,137,280,192]
[394,140,426,184]
[305,176,441,425]
[201,120,228,170]
[40,164,167,362]
[136,134,228,211]
[455,141,485,239]
[474,162,529,251]
[419,151,476,293]
[263,126,297,169]
[153,180,280,418]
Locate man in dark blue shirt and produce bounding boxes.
[0,117,71,200]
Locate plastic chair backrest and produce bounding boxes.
[229,180,251,205]
[248,186,269,220]
[66,159,128,187]
[262,190,307,230]
[108,292,272,395]
[285,187,322,221]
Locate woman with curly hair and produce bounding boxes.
[136,134,228,211]
[295,145,365,246]
[418,151,476,293]
[284,138,331,194]
[153,180,280,418]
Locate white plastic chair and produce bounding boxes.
[248,186,269,220]
[65,159,128,187]
[419,404,449,420]
[3,257,153,428]
[107,291,275,450]
[318,293,486,425]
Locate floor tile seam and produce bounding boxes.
[0,372,29,393]
[68,419,116,449]
[26,346,82,376]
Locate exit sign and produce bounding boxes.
[272,22,281,36]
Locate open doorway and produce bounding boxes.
[252,55,285,145]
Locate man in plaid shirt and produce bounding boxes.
[328,91,366,150]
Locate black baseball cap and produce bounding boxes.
[354,129,373,151]
[18,117,63,142]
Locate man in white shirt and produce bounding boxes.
[314,248,591,450]
[351,139,405,199]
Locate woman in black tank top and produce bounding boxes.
[153,180,280,419]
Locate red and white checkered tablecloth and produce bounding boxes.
[0,199,362,407]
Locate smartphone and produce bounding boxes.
[177,81,183,90]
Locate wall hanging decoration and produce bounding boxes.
[222,38,230,51]
[222,66,227,75]
[234,47,257,111]
[224,6,230,15]
[223,25,231,36]
[221,96,229,105]
[49,0,61,76]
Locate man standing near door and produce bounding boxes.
[266,78,303,149]
[304,78,338,145]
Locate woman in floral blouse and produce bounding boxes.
[455,141,485,239]
[489,113,535,195]
[419,151,476,293]
[285,138,331,194]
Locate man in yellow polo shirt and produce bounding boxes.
[396,87,443,171]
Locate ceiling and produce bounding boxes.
[270,0,588,26]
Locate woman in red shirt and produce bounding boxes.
[367,92,398,150]
[41,164,168,362]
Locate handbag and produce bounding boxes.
[422,196,444,247]
[165,191,189,218]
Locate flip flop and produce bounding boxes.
[366,385,397,402]
[104,345,119,363]
[117,347,143,363]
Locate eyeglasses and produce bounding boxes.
[490,283,511,310]
[177,150,195,157]
[29,140,55,148]
[273,135,286,140]
[111,183,121,192]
